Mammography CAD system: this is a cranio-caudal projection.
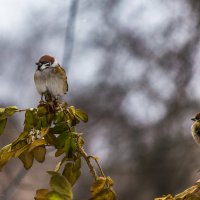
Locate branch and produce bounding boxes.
[77,135,98,180]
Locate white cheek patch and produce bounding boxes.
[40,64,49,70]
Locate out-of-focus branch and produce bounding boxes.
[77,135,98,180]
[1,168,27,200]
[62,0,79,69]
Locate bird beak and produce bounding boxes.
[35,62,40,65]
[191,118,196,121]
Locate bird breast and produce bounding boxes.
[34,70,48,94]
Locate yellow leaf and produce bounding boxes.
[155,194,173,200]
[90,188,117,200]
[90,177,107,197]
[54,156,68,172]
[33,146,46,163]
[0,108,5,113]
[19,151,34,169]
[15,143,30,157]
[41,128,49,137]
[0,144,14,170]
[55,149,65,157]
[34,189,49,200]
[106,176,114,187]
[44,132,57,146]
[75,109,88,122]
[29,139,46,152]
[54,161,62,172]
[68,106,76,116]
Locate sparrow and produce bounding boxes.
[191,112,200,144]
[34,55,68,101]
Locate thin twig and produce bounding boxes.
[77,135,98,180]
[89,156,106,177]
[17,109,28,112]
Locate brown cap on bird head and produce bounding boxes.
[36,55,55,65]
[191,113,200,121]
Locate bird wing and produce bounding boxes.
[46,65,68,97]
[54,66,68,93]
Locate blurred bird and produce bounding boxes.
[34,55,68,101]
[191,113,200,144]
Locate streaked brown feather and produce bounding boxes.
[52,66,68,93]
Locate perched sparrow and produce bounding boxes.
[34,55,68,101]
[191,113,200,144]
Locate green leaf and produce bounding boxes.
[69,135,77,155]
[50,123,69,135]
[12,131,29,146]
[40,116,49,128]
[5,106,18,115]
[73,157,81,171]
[44,132,57,146]
[24,109,36,131]
[55,112,65,124]
[75,109,88,122]
[49,173,73,199]
[0,118,7,135]
[0,106,18,121]
[47,191,64,200]
[35,189,49,200]
[64,135,71,156]
[56,132,69,149]
[47,113,55,124]
[62,162,81,186]
[37,106,48,117]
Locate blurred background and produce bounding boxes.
[0,0,200,199]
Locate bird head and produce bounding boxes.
[191,113,200,122]
[35,55,58,70]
